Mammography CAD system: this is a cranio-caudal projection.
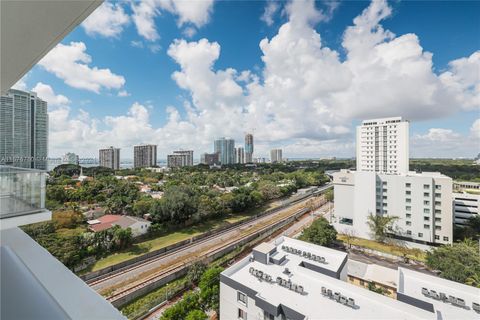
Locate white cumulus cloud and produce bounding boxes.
[38,42,126,93]
[82,2,130,38]
[261,1,280,26]
[32,82,70,107]
[131,0,214,42]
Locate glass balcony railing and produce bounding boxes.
[0,165,46,218]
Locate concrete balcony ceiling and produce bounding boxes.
[0,0,103,94]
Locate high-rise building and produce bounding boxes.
[134,144,157,168]
[235,147,245,164]
[214,137,235,165]
[173,150,193,166]
[99,146,120,170]
[62,152,79,165]
[201,152,220,166]
[0,89,48,170]
[270,149,283,163]
[167,154,187,168]
[356,117,409,175]
[245,133,254,163]
[333,116,452,245]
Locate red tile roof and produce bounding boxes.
[88,214,122,232]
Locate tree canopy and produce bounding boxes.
[300,217,337,247]
[426,239,480,287]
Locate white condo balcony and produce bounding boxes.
[0,166,125,319]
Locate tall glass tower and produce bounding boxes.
[214,137,235,165]
[0,89,48,170]
[245,133,254,163]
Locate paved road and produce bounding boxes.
[91,193,323,293]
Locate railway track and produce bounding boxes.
[88,185,332,288]
[106,203,317,304]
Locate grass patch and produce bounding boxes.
[337,235,426,262]
[56,227,86,237]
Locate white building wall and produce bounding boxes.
[334,170,452,245]
[129,221,151,237]
[220,283,265,320]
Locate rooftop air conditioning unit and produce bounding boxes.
[347,298,355,308]
[456,298,466,307]
[472,302,480,312]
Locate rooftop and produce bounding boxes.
[88,214,149,232]
[222,237,433,319]
[397,267,480,319]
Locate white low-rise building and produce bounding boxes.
[220,237,437,320]
[333,169,453,245]
[452,192,479,227]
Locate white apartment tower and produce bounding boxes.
[356,117,409,175]
[270,149,283,163]
[134,144,157,168]
[99,146,120,170]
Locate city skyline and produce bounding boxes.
[11,0,479,159]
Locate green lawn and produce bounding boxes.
[337,235,427,262]
[89,200,281,272]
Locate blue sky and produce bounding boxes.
[16,0,480,159]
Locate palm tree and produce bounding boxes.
[366,213,399,243]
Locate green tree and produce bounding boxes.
[186,262,207,287]
[133,198,154,217]
[161,292,200,320]
[185,309,208,320]
[199,266,223,313]
[300,217,337,247]
[366,213,399,243]
[426,239,480,286]
[325,189,334,202]
[112,226,133,249]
